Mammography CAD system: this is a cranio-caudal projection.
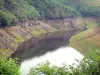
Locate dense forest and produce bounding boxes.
[0,0,100,26]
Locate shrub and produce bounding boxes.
[0,58,20,75]
[76,4,100,17]
[26,0,80,19]
[0,0,40,26]
[17,0,40,21]
[28,49,100,75]
[0,10,17,26]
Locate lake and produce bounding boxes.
[20,47,83,75]
[11,31,84,75]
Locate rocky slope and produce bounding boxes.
[0,18,86,58]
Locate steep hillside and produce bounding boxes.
[0,18,86,58]
[66,0,100,17]
[25,0,80,19]
[0,0,100,26]
[0,20,57,58]
[81,0,100,6]
[0,0,80,26]
[66,0,100,6]
[0,0,40,26]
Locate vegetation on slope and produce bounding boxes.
[25,0,80,19]
[0,0,100,26]
[66,0,100,17]
[76,5,100,17]
[0,0,40,26]
[28,52,100,75]
[0,58,20,75]
[0,0,80,26]
[66,0,100,6]
[70,25,100,57]
[1,49,100,75]
[80,0,100,6]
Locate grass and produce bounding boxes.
[14,34,24,43]
[32,29,46,37]
[10,42,18,48]
[70,26,100,57]
[32,27,58,37]
[70,28,92,42]
[0,48,11,58]
[48,26,59,32]
[70,38,99,57]
[86,22,99,28]
[70,21,99,42]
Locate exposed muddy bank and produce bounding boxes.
[0,18,86,58]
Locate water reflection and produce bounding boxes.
[12,31,74,61]
[11,31,83,75]
[20,47,84,75]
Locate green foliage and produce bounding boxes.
[16,0,40,21]
[74,49,100,75]
[32,29,46,37]
[0,0,40,26]
[86,22,99,28]
[67,0,100,17]
[0,48,10,58]
[0,0,100,26]
[0,0,5,7]
[63,0,100,17]
[27,61,70,75]
[48,26,59,32]
[28,49,100,75]
[0,10,17,26]
[77,5,100,17]
[98,24,100,26]
[0,58,20,75]
[26,0,80,19]
[14,34,24,43]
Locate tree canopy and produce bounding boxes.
[0,0,100,26]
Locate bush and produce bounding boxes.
[0,58,20,75]
[16,0,40,21]
[26,0,80,19]
[28,49,100,75]
[0,0,40,26]
[76,4,100,17]
[0,10,17,26]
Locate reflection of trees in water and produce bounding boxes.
[11,31,75,62]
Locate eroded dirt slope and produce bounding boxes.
[0,19,86,57]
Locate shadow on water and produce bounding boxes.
[11,30,75,62]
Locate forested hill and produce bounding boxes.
[0,0,100,26]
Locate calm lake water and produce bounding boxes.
[12,31,84,75]
[20,47,83,75]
